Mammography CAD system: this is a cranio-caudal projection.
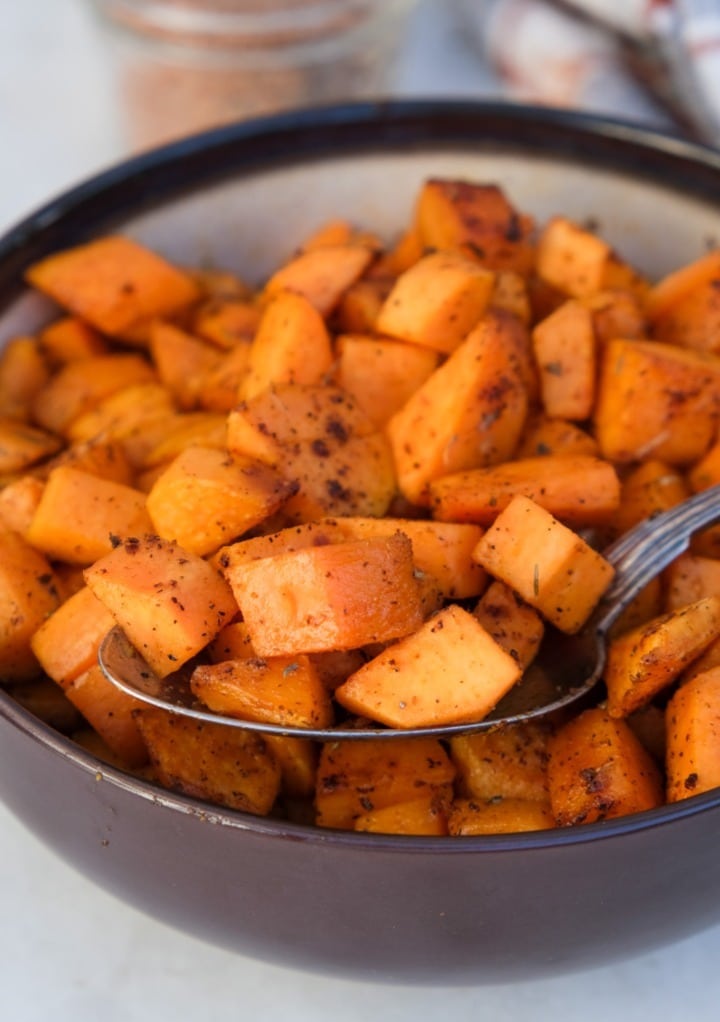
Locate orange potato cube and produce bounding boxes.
[387,311,530,505]
[191,297,260,349]
[605,596,720,718]
[472,580,545,669]
[334,334,439,427]
[262,733,318,798]
[39,315,108,363]
[135,709,280,815]
[472,495,615,634]
[63,663,148,767]
[448,797,555,835]
[66,382,176,445]
[149,321,221,411]
[609,459,690,540]
[263,244,374,317]
[335,603,522,729]
[414,179,535,275]
[450,719,551,802]
[515,415,599,459]
[224,532,424,657]
[0,336,50,421]
[190,653,333,729]
[536,216,612,298]
[547,707,664,825]
[30,585,116,686]
[334,277,393,333]
[25,466,153,565]
[146,445,296,556]
[0,418,61,474]
[238,290,333,401]
[429,454,620,528]
[666,665,720,801]
[30,353,156,435]
[25,236,201,342]
[664,553,720,611]
[0,529,61,681]
[594,338,720,466]
[646,248,720,354]
[354,795,449,836]
[315,737,455,830]
[84,534,238,677]
[0,475,44,536]
[532,299,597,420]
[375,250,495,354]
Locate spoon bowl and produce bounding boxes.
[98,482,720,740]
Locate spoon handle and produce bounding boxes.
[596,482,720,634]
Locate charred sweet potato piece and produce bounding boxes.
[666,665,720,801]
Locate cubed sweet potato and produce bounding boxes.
[472,495,615,633]
[532,299,597,420]
[450,719,551,802]
[448,797,555,835]
[375,250,495,354]
[134,709,280,814]
[224,532,423,657]
[472,580,545,669]
[0,529,61,681]
[547,707,664,825]
[25,236,201,342]
[190,653,333,729]
[605,596,720,717]
[335,603,523,729]
[666,665,720,801]
[84,534,238,677]
[315,737,455,830]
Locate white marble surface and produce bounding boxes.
[2,2,720,1019]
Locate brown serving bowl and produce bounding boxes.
[2,101,720,985]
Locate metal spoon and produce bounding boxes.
[98,483,720,741]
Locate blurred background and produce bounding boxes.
[3,1,719,234]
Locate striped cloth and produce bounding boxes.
[452,0,720,143]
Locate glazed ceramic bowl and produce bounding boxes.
[2,101,720,986]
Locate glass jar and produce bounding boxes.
[91,0,418,150]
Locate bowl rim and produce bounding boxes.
[3,97,720,851]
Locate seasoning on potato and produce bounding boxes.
[3,175,720,835]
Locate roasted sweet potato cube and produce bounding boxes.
[239,291,333,401]
[137,412,228,470]
[536,216,612,298]
[532,299,597,421]
[0,336,50,421]
[666,666,720,801]
[0,418,61,474]
[594,338,720,466]
[146,445,296,556]
[646,248,720,354]
[0,529,61,681]
[414,180,535,275]
[334,334,438,427]
[191,297,260,349]
[25,466,153,564]
[472,495,615,634]
[49,435,135,486]
[263,244,374,317]
[134,709,281,815]
[334,277,394,333]
[262,734,318,798]
[605,596,720,717]
[664,553,720,612]
[429,454,620,528]
[472,580,545,669]
[224,532,423,657]
[375,250,495,354]
[66,382,176,445]
[515,415,599,459]
[490,270,532,325]
[30,584,116,686]
[84,534,238,677]
[39,315,108,363]
[354,794,449,835]
[335,603,522,729]
[190,653,333,729]
[30,353,156,435]
[63,663,148,767]
[315,737,455,830]
[609,459,690,540]
[0,475,44,536]
[25,236,201,342]
[547,707,664,825]
[149,321,221,410]
[387,311,530,505]
[321,517,488,601]
[450,719,551,802]
[448,797,555,835]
